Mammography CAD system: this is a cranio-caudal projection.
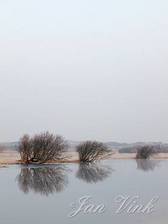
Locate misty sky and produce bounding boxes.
[0,0,168,142]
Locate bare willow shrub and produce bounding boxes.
[19,132,67,164]
[19,135,32,164]
[136,146,156,159]
[76,141,112,162]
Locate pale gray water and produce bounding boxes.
[0,160,168,224]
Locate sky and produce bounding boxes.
[0,0,168,142]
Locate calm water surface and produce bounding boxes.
[0,160,167,224]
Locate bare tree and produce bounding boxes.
[76,141,112,162]
[19,135,32,164]
[19,132,67,164]
[136,145,156,159]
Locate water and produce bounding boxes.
[0,160,168,224]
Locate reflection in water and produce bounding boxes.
[17,165,69,196]
[76,163,112,183]
[136,159,160,172]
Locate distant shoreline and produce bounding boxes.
[1,151,168,166]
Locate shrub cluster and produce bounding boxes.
[19,132,67,164]
[76,141,112,162]
[136,146,156,159]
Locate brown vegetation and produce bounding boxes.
[19,132,67,164]
[136,146,157,159]
[76,141,112,162]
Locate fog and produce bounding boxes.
[0,0,168,142]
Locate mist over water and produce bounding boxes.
[0,0,168,143]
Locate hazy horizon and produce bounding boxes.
[0,0,168,143]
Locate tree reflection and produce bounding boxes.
[136,159,160,172]
[76,163,112,183]
[17,165,69,196]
